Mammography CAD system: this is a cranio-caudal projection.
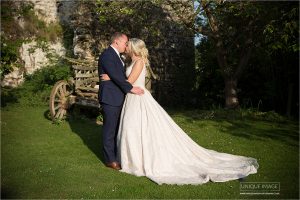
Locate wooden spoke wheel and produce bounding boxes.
[49,80,73,120]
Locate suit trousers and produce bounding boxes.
[101,104,122,163]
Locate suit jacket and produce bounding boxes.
[98,46,133,106]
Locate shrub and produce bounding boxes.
[0,39,22,78]
[0,1,64,78]
[1,62,72,107]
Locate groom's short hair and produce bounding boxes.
[111,32,126,44]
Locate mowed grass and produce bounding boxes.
[1,105,299,199]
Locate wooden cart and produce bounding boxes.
[49,57,157,121]
[49,58,100,121]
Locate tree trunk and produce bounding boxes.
[224,78,239,109]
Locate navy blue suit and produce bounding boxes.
[98,46,132,163]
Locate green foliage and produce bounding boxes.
[21,63,72,105]
[22,11,63,43]
[1,1,24,38]
[240,3,299,117]
[94,0,167,38]
[1,63,72,107]
[60,24,74,57]
[263,4,299,52]
[170,107,289,123]
[24,63,71,90]
[40,23,64,43]
[0,38,24,79]
[19,1,35,16]
[97,112,104,122]
[193,39,223,108]
[51,117,64,125]
[96,0,134,24]
[15,1,63,41]
[94,0,195,106]
[193,1,299,116]
[0,1,64,77]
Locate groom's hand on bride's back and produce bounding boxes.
[131,87,144,95]
[100,74,110,81]
[101,73,143,95]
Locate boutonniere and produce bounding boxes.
[120,54,126,61]
[120,54,129,67]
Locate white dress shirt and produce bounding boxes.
[110,45,124,66]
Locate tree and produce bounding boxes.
[93,0,196,106]
[262,2,299,116]
[166,0,299,110]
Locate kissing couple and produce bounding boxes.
[98,32,258,185]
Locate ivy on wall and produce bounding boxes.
[0,1,64,79]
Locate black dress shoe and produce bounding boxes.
[105,162,121,170]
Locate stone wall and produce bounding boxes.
[30,0,58,24]
[1,0,72,87]
[2,41,65,87]
[2,0,195,106]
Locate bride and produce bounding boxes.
[101,38,258,185]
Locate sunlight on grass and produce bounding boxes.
[1,106,299,199]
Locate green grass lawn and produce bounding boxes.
[1,105,299,199]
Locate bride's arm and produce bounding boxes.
[127,60,144,84]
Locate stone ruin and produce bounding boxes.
[2,0,195,106]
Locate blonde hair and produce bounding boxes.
[128,38,150,66]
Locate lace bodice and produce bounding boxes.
[126,61,146,88]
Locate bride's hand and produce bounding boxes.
[101,74,111,81]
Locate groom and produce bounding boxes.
[98,32,144,170]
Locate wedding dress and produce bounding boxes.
[117,62,258,185]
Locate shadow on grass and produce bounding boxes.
[0,87,19,107]
[44,108,105,164]
[43,109,52,120]
[68,116,105,164]
[217,119,299,147]
[169,109,299,148]
[1,186,19,199]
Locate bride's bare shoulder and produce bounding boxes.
[133,59,144,68]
